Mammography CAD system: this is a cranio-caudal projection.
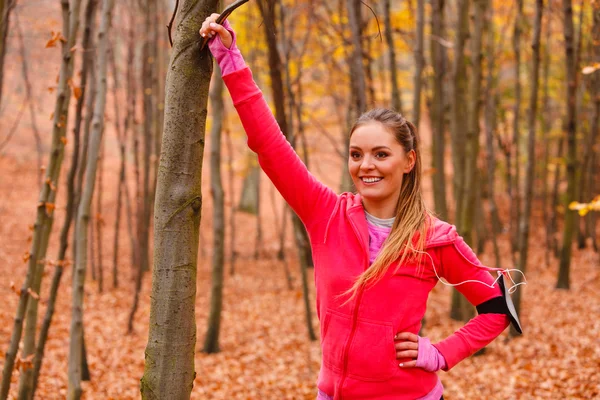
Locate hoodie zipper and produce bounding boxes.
[336,214,369,399]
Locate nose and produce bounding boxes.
[360,155,375,171]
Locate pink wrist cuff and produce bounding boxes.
[416,336,447,372]
[207,19,246,76]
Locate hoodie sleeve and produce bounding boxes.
[222,67,337,230]
[432,236,510,370]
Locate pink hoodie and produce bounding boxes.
[222,67,509,400]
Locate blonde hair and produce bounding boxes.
[342,108,433,301]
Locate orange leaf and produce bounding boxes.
[23,252,31,263]
[60,136,68,145]
[73,87,82,99]
[27,288,40,300]
[10,281,21,296]
[16,354,34,372]
[44,202,56,215]
[45,31,63,48]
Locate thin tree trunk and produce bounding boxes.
[541,14,553,266]
[511,0,543,337]
[68,0,114,396]
[0,0,15,109]
[89,207,96,280]
[449,0,471,322]
[588,2,600,252]
[110,43,124,289]
[138,0,156,274]
[140,0,218,397]
[96,142,104,293]
[203,65,226,354]
[383,0,402,113]
[430,0,448,221]
[224,129,237,275]
[0,0,81,396]
[549,136,565,258]
[484,5,501,269]
[412,0,425,127]
[557,0,579,289]
[510,0,523,256]
[14,13,43,185]
[450,0,470,219]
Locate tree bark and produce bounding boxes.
[588,1,600,252]
[511,0,543,337]
[140,1,218,397]
[225,129,237,275]
[557,0,578,289]
[412,0,425,127]
[383,0,402,113]
[430,0,448,221]
[0,0,15,108]
[510,0,523,255]
[68,0,114,396]
[203,65,226,354]
[483,4,501,268]
[449,0,471,322]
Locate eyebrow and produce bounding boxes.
[349,145,392,151]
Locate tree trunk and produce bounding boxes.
[557,0,579,289]
[430,0,448,221]
[110,43,124,289]
[138,0,157,274]
[68,0,114,396]
[412,0,425,127]
[14,13,44,185]
[510,0,523,255]
[0,0,15,108]
[0,0,82,396]
[203,66,226,354]
[140,1,218,397]
[449,0,470,219]
[96,142,105,293]
[511,0,543,337]
[383,0,402,113]
[449,0,471,322]
[225,129,237,275]
[483,5,501,269]
[588,2,600,252]
[541,14,553,266]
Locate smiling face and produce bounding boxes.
[349,122,415,218]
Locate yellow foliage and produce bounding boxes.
[569,195,600,216]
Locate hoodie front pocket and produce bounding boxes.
[346,318,397,382]
[321,309,351,374]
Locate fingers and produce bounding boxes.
[399,360,418,368]
[199,13,221,38]
[395,340,418,360]
[395,332,419,366]
[394,332,418,342]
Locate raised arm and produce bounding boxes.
[200,15,337,230]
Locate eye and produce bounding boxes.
[350,151,362,160]
[375,151,389,159]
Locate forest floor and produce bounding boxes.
[1,129,600,400]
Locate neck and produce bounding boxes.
[361,199,396,219]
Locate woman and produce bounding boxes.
[200,14,519,400]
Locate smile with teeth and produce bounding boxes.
[361,177,383,183]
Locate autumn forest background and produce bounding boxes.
[0,0,599,398]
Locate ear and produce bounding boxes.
[404,150,416,173]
